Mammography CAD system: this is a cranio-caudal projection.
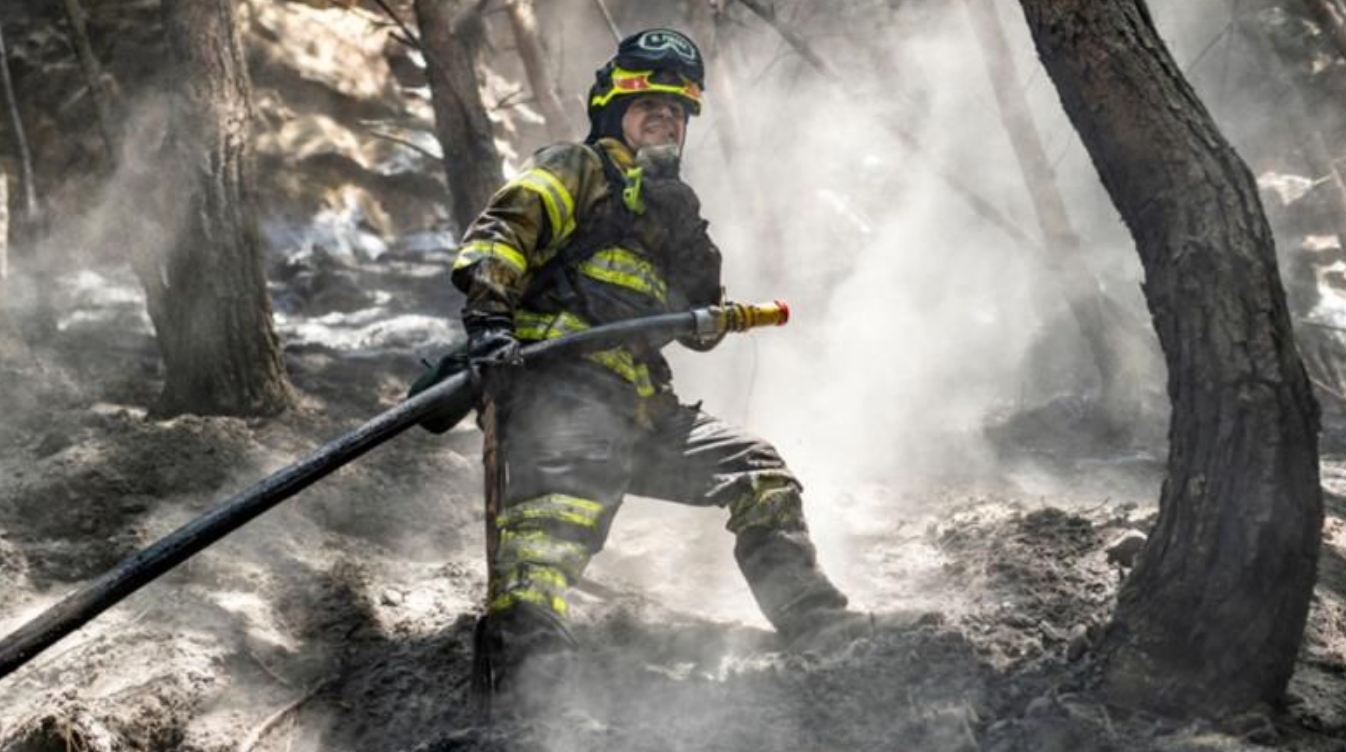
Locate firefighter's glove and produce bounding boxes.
[464,312,522,391]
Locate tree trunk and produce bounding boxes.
[413,0,502,234]
[962,0,1136,422]
[148,0,291,418]
[505,0,576,142]
[60,0,118,164]
[1018,0,1323,716]
[0,21,38,226]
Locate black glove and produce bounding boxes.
[463,311,522,370]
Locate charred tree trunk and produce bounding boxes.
[147,0,291,417]
[505,0,576,142]
[1018,0,1322,715]
[413,0,502,234]
[962,0,1136,422]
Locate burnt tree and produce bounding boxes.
[1018,0,1323,714]
[147,0,291,417]
[413,0,503,233]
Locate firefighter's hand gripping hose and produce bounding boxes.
[0,301,791,682]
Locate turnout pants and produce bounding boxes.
[484,366,848,680]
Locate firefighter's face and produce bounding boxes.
[621,94,687,151]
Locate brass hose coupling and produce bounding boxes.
[692,300,791,338]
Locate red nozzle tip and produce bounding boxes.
[775,300,790,325]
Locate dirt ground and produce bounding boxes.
[1,257,1345,752]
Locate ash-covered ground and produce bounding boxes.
[1,254,1344,752]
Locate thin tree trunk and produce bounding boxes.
[414,0,503,234]
[0,171,8,280]
[148,0,291,417]
[1018,0,1322,715]
[962,0,1133,420]
[60,0,117,163]
[505,0,576,142]
[0,22,38,225]
[1303,0,1346,61]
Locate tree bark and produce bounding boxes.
[147,0,291,417]
[413,0,503,234]
[962,0,1135,421]
[505,0,576,142]
[1018,0,1322,715]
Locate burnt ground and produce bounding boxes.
[0,254,1345,752]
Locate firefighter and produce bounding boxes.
[452,28,863,693]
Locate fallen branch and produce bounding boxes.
[235,677,333,752]
[1309,373,1346,404]
[731,0,1036,248]
[363,127,442,161]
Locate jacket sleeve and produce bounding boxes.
[673,221,726,352]
[451,143,599,324]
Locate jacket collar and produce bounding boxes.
[596,137,637,170]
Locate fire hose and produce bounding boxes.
[0,301,790,681]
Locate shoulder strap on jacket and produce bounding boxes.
[520,143,636,304]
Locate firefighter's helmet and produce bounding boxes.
[587,29,705,142]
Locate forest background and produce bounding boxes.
[1,0,1346,750]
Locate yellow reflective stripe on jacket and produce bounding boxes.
[498,494,606,530]
[513,167,576,249]
[514,308,588,340]
[453,239,527,275]
[512,309,657,397]
[578,248,668,302]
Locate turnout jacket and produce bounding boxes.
[451,137,723,406]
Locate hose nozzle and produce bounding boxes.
[694,300,791,338]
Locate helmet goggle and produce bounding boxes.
[590,66,703,115]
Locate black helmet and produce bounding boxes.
[586,28,705,142]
